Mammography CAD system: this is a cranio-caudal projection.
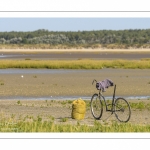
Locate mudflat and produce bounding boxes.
[0,68,150,98]
[0,48,150,126]
[0,68,150,126]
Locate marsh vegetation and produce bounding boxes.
[0,59,150,69]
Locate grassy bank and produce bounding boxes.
[0,59,150,69]
[0,118,150,132]
[0,100,150,132]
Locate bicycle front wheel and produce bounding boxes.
[90,94,103,120]
[114,98,131,122]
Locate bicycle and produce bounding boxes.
[90,79,131,123]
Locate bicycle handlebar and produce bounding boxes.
[92,79,97,85]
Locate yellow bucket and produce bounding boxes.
[71,98,86,120]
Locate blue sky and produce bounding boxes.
[0,18,150,32]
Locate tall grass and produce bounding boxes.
[0,59,150,69]
[0,119,150,132]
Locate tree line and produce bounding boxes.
[0,29,150,48]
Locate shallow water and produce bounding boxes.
[0,69,95,74]
[0,51,150,60]
[1,95,150,101]
[0,68,149,75]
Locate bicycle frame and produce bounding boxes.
[98,84,117,114]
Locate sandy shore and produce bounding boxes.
[0,48,150,52]
[0,99,150,126]
[0,48,150,61]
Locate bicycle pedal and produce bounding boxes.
[107,109,111,111]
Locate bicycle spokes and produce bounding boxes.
[90,94,103,120]
[114,98,131,122]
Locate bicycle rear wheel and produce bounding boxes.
[90,94,103,120]
[114,98,131,122]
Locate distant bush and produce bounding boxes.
[1,29,150,49]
